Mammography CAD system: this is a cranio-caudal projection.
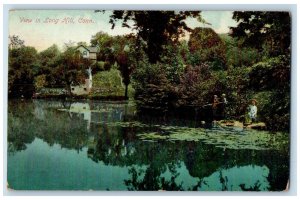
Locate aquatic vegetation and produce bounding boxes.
[106,121,148,128]
[137,126,288,151]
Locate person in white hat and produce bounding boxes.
[248,99,257,123]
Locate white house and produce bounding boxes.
[76,45,98,61]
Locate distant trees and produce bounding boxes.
[9,35,25,49]
[8,37,94,97]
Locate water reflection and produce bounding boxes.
[7,99,289,191]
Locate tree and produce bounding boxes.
[90,31,115,69]
[9,35,25,49]
[229,11,291,131]
[230,11,291,56]
[58,46,93,94]
[112,35,137,99]
[220,34,260,68]
[107,11,201,63]
[248,55,290,130]
[77,41,88,47]
[188,27,226,69]
[38,44,63,87]
[8,46,40,97]
[91,32,136,99]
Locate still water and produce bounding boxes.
[7,99,289,191]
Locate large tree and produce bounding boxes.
[107,11,201,63]
[188,27,226,69]
[8,46,40,97]
[38,44,63,87]
[230,11,291,56]
[58,46,93,94]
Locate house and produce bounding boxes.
[76,45,99,61]
[71,45,99,95]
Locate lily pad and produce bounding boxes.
[136,125,288,151]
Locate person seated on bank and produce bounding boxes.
[248,99,258,123]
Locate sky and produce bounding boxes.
[9,10,238,52]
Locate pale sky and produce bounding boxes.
[9,10,237,52]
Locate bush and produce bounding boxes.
[248,55,290,131]
[132,62,173,112]
[92,69,125,96]
[34,74,47,91]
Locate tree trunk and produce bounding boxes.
[125,84,128,100]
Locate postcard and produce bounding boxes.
[7,9,291,191]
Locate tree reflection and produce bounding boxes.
[8,101,36,154]
[8,99,90,153]
[124,162,184,191]
[7,99,289,191]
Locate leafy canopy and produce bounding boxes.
[107,11,201,63]
[230,11,291,56]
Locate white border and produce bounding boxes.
[1,1,298,198]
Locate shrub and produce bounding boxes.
[92,69,125,96]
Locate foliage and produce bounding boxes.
[160,42,186,84]
[92,68,125,97]
[249,55,290,91]
[8,46,40,97]
[188,28,226,69]
[137,126,288,151]
[34,74,47,91]
[9,35,25,49]
[90,31,115,66]
[8,11,291,131]
[58,46,94,93]
[132,62,173,112]
[108,11,201,63]
[91,32,137,98]
[227,11,291,130]
[249,55,290,130]
[177,63,213,106]
[230,11,291,56]
[220,34,261,68]
[38,44,63,87]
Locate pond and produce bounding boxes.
[7,99,290,191]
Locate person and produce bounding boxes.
[212,95,219,124]
[221,93,227,104]
[220,93,227,119]
[248,99,257,123]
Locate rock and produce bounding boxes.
[218,120,266,130]
[246,122,267,130]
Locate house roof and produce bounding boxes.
[76,45,99,53]
[87,46,99,53]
